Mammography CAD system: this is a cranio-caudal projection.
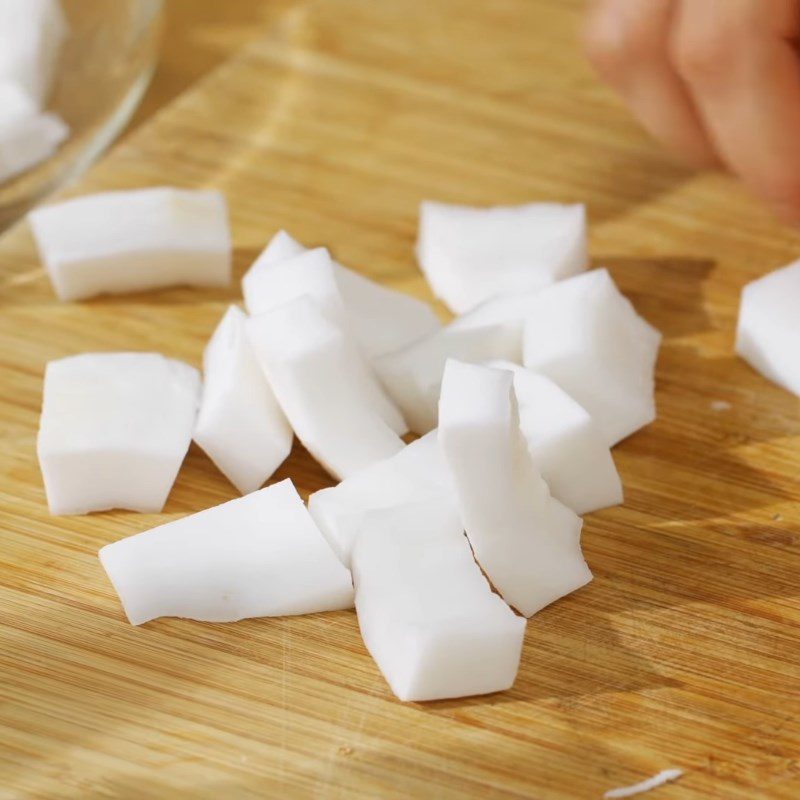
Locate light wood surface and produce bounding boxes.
[2,1,800,798]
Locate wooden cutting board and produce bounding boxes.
[1,1,799,797]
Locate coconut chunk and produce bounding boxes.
[438,359,592,617]
[99,479,354,625]
[351,500,526,701]
[308,431,457,566]
[493,361,623,514]
[0,111,68,182]
[194,306,293,494]
[373,289,547,434]
[522,269,661,446]
[37,352,200,515]
[28,188,232,301]
[245,230,441,360]
[0,0,68,106]
[736,259,800,397]
[246,296,405,480]
[416,200,587,313]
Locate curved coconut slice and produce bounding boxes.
[29,188,232,301]
[194,306,293,495]
[351,501,526,702]
[416,200,587,313]
[438,359,592,617]
[0,0,68,106]
[308,431,456,566]
[523,269,661,446]
[0,111,68,183]
[373,289,548,434]
[246,296,405,480]
[492,361,623,514]
[248,230,441,359]
[99,479,354,625]
[37,352,200,515]
[736,259,800,396]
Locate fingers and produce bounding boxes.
[583,0,719,168]
[671,0,800,223]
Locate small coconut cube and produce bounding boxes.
[438,360,592,617]
[416,200,587,313]
[373,289,548,435]
[308,431,457,565]
[0,80,38,125]
[736,259,800,397]
[351,501,526,702]
[0,111,68,183]
[28,188,232,301]
[37,353,200,515]
[0,0,68,106]
[99,479,354,625]
[242,246,350,331]
[246,296,405,481]
[492,361,622,514]
[194,306,293,495]
[522,269,661,446]
[246,230,442,360]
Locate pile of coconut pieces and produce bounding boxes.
[0,0,70,183]
[33,187,793,702]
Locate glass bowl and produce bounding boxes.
[0,0,163,231]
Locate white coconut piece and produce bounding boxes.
[242,241,407,436]
[736,259,800,397]
[603,769,684,799]
[0,80,39,126]
[37,352,200,516]
[308,431,457,566]
[438,360,592,617]
[242,246,350,330]
[416,200,587,313]
[0,0,68,107]
[194,306,293,495]
[28,188,232,301]
[522,269,661,446]
[246,296,405,481]
[247,230,442,359]
[373,287,553,434]
[492,361,623,515]
[0,110,68,183]
[99,479,354,625]
[351,500,526,701]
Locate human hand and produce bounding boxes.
[583,0,800,224]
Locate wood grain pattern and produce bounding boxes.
[1,1,799,797]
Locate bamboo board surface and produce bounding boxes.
[1,1,799,798]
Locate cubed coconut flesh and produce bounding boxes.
[0,111,68,183]
[194,305,293,495]
[243,243,406,436]
[351,500,526,701]
[99,479,354,625]
[0,0,68,106]
[416,200,587,313]
[245,230,442,360]
[246,296,405,480]
[373,287,548,434]
[37,352,200,515]
[736,259,800,397]
[492,361,623,515]
[308,431,457,566]
[0,80,39,126]
[438,359,592,617]
[28,188,232,301]
[523,268,661,446]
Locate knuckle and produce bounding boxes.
[671,26,738,84]
[583,2,661,79]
